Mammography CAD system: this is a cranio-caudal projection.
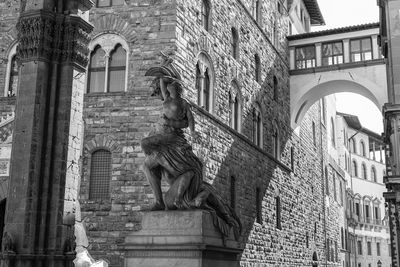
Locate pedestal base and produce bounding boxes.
[123,210,244,267]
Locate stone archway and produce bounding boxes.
[290,66,387,129]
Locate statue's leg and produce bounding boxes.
[143,154,165,211]
[174,170,194,209]
[164,170,194,210]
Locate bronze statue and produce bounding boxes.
[142,53,241,241]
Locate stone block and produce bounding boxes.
[123,210,244,267]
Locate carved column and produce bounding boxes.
[2,1,92,266]
[379,1,400,267]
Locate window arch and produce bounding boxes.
[229,81,242,132]
[252,103,263,147]
[89,149,112,200]
[325,166,329,195]
[195,52,214,113]
[231,27,239,60]
[371,166,377,182]
[349,138,356,153]
[255,54,261,83]
[254,0,261,23]
[361,163,367,179]
[331,117,336,146]
[360,140,366,157]
[312,121,316,146]
[272,122,280,159]
[352,160,358,177]
[201,0,211,31]
[87,34,129,93]
[4,43,18,97]
[273,75,279,100]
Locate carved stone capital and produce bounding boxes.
[16,10,93,70]
[16,10,55,62]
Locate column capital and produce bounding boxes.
[16,10,93,70]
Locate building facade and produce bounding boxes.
[0,0,394,266]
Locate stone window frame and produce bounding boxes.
[325,166,329,195]
[255,186,262,224]
[371,166,377,182]
[252,102,263,148]
[3,42,18,97]
[352,159,358,177]
[229,80,242,132]
[82,135,120,204]
[273,187,281,230]
[230,175,236,210]
[363,196,372,223]
[272,121,280,160]
[86,33,129,94]
[273,75,279,101]
[201,0,212,32]
[254,54,261,83]
[360,139,366,157]
[372,198,381,224]
[195,51,215,114]
[312,121,316,147]
[231,27,239,60]
[354,194,362,221]
[361,162,368,180]
[349,138,356,154]
[333,171,337,201]
[253,0,262,24]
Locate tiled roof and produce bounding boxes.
[304,0,325,25]
[288,22,380,40]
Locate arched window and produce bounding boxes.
[273,76,279,100]
[275,195,281,229]
[108,44,126,92]
[201,0,211,31]
[4,43,18,97]
[360,140,366,157]
[195,53,214,113]
[229,81,241,131]
[87,34,129,93]
[361,163,367,179]
[333,172,337,201]
[255,54,261,83]
[254,0,261,23]
[88,46,106,93]
[349,138,356,153]
[256,187,262,223]
[371,166,377,182]
[89,149,112,200]
[272,122,280,159]
[252,104,263,147]
[331,117,335,146]
[230,176,236,209]
[231,27,239,60]
[352,160,358,177]
[312,121,316,146]
[325,166,329,195]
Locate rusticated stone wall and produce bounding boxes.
[0,0,347,266]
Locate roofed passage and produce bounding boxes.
[288,23,387,129]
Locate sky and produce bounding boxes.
[311,0,383,134]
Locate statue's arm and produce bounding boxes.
[164,115,188,128]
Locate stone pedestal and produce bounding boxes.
[123,210,244,267]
